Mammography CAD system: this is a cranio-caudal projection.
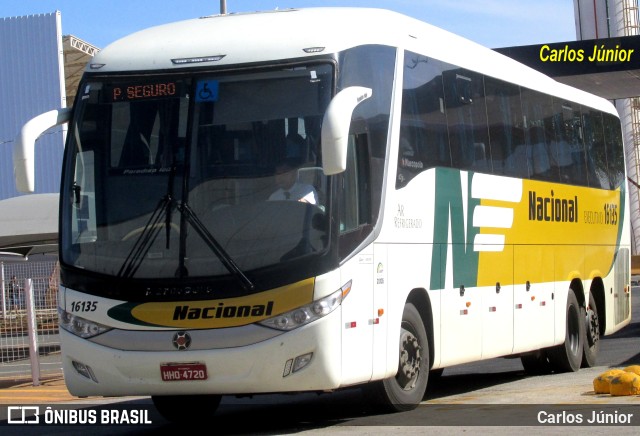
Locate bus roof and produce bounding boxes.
[89,7,617,116]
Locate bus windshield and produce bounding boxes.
[61,64,333,282]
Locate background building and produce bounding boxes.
[574,0,640,254]
[0,12,97,201]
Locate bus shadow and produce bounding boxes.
[140,370,531,434]
[606,318,640,340]
[141,388,374,434]
[425,369,525,400]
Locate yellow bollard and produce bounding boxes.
[622,365,640,376]
[593,369,627,394]
[609,372,640,396]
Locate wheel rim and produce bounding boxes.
[585,305,599,347]
[397,326,422,391]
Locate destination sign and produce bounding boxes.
[108,80,185,102]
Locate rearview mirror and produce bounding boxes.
[321,86,372,175]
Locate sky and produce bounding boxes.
[0,0,576,50]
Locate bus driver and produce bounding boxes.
[269,158,318,205]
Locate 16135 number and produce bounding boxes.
[70,301,97,312]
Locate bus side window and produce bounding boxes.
[396,131,425,188]
[604,113,625,189]
[528,125,551,178]
[484,77,526,178]
[400,50,450,186]
[521,88,558,183]
[340,135,370,231]
[551,101,588,186]
[583,109,610,189]
[443,68,490,173]
[338,134,372,259]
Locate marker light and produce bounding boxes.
[292,353,313,373]
[58,307,112,339]
[259,280,352,331]
[303,47,325,53]
[72,360,98,382]
[171,55,226,65]
[282,352,314,377]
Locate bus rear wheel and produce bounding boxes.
[547,289,584,372]
[152,394,222,423]
[365,302,429,412]
[581,291,600,368]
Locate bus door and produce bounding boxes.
[371,243,388,380]
[339,249,375,385]
[337,138,376,385]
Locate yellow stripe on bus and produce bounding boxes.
[476,180,620,286]
[127,278,315,329]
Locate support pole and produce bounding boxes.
[24,278,41,386]
[0,262,5,317]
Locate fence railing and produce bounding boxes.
[0,260,61,385]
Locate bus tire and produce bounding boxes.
[365,302,429,412]
[152,394,222,423]
[547,289,584,373]
[581,291,600,368]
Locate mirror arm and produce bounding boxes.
[321,86,372,175]
[14,108,72,193]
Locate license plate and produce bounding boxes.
[160,362,208,381]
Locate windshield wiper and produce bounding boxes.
[117,194,173,278]
[178,202,255,291]
[116,192,254,291]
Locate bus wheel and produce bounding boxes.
[581,292,600,368]
[152,394,222,423]
[547,289,584,372]
[366,303,429,412]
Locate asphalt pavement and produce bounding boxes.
[0,366,639,435]
[0,363,638,405]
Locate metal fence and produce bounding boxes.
[0,259,61,384]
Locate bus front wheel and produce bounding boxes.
[152,394,222,423]
[365,302,429,412]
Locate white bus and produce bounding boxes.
[15,7,632,421]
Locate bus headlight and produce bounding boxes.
[259,280,352,331]
[58,307,112,338]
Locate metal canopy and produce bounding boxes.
[63,35,99,104]
[495,34,640,100]
[0,194,58,258]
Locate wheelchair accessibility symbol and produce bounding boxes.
[196,80,219,102]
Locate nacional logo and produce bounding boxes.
[172,301,274,321]
[528,190,579,223]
